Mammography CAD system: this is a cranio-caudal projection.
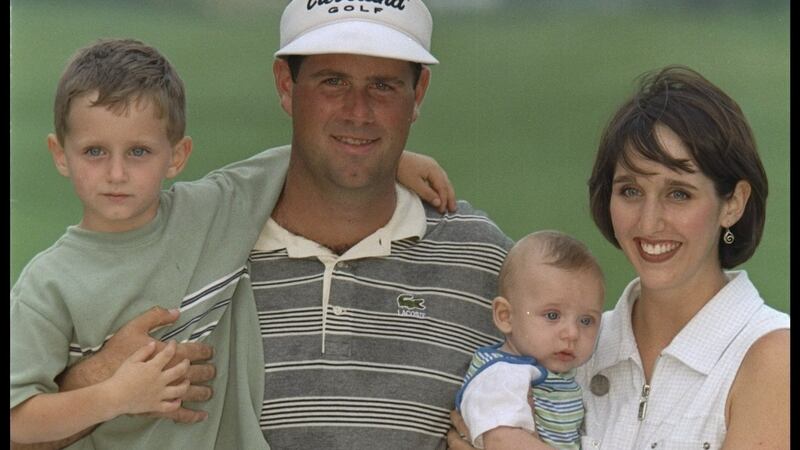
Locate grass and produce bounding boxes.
[10,1,789,312]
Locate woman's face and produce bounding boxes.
[609,125,732,297]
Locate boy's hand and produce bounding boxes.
[104,340,191,417]
[58,306,215,423]
[398,151,457,214]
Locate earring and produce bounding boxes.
[723,228,735,245]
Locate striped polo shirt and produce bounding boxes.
[249,185,513,449]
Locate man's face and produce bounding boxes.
[275,53,429,194]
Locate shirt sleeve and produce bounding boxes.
[460,361,542,448]
[10,295,72,409]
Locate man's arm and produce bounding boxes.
[10,307,216,450]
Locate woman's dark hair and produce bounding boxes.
[588,65,768,268]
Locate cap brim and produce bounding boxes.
[275,20,438,65]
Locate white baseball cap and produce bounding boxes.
[275,0,438,65]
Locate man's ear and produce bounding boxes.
[492,296,513,335]
[47,133,70,177]
[411,66,431,123]
[273,58,294,117]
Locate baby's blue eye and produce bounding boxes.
[580,316,595,326]
[544,312,560,321]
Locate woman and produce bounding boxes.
[448,66,789,449]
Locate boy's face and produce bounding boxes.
[499,262,604,374]
[48,92,191,233]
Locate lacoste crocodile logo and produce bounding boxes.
[397,294,425,310]
[396,294,427,318]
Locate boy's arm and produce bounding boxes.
[10,307,215,450]
[397,150,457,214]
[11,342,189,444]
[10,432,92,450]
[57,307,214,403]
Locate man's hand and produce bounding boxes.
[58,306,216,423]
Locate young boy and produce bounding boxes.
[10,38,455,449]
[455,231,605,449]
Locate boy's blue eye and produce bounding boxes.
[85,147,103,157]
[130,147,149,157]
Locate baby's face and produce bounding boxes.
[503,263,604,373]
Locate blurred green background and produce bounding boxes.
[10,0,789,313]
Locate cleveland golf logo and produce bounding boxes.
[308,0,408,13]
[397,294,426,318]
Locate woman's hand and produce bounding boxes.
[447,409,476,450]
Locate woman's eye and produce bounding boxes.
[669,190,690,201]
[620,186,640,197]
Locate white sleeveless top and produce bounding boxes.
[576,271,789,450]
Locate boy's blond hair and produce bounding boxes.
[53,38,186,145]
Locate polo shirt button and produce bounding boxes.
[332,306,346,315]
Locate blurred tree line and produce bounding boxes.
[16,0,785,16]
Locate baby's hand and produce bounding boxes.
[104,340,190,417]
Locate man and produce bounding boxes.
[13,1,512,449]
[249,2,512,448]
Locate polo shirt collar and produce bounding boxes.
[253,184,427,261]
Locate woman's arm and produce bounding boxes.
[446,409,554,450]
[723,329,789,449]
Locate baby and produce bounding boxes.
[456,230,605,449]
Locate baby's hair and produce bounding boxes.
[499,230,604,298]
[53,38,186,145]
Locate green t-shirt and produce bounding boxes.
[10,146,291,449]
